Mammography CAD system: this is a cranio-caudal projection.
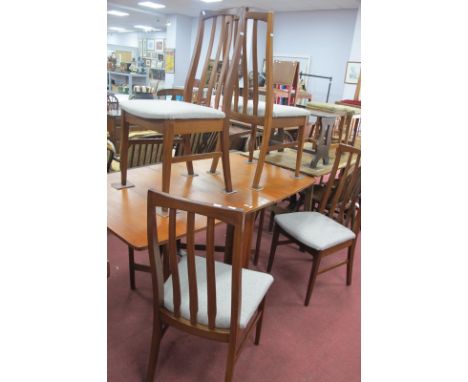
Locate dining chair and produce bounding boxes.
[271,59,300,106]
[210,9,311,189]
[146,190,274,382]
[115,9,241,194]
[266,144,361,306]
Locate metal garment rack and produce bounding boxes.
[299,72,333,103]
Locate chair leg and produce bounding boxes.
[254,298,266,345]
[224,342,237,382]
[182,134,194,176]
[267,225,281,273]
[162,127,174,194]
[209,133,220,174]
[247,124,257,163]
[268,208,275,232]
[145,317,162,382]
[128,246,136,290]
[251,122,273,189]
[253,209,265,266]
[346,241,357,286]
[305,254,322,306]
[294,123,306,178]
[220,126,233,193]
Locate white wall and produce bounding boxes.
[174,15,194,87]
[273,9,358,103]
[342,5,361,99]
[106,31,167,59]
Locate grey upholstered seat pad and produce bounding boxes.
[164,255,273,329]
[275,211,356,251]
[236,98,311,118]
[120,100,225,120]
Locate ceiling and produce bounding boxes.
[107,0,360,33]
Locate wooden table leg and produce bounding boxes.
[128,246,136,290]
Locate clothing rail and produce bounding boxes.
[299,72,333,103]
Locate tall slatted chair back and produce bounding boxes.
[185,9,241,109]
[318,143,361,232]
[225,10,274,129]
[147,190,245,332]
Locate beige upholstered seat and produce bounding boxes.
[164,255,273,329]
[275,211,356,251]
[120,99,226,120]
[237,98,311,118]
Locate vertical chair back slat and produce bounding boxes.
[185,212,199,325]
[198,17,217,104]
[241,20,249,114]
[214,16,234,109]
[206,16,226,107]
[168,208,181,318]
[252,19,259,116]
[206,217,217,329]
[184,19,205,103]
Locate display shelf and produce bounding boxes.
[107,71,149,96]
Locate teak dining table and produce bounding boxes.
[108,152,316,280]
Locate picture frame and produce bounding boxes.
[155,39,164,53]
[147,39,155,51]
[165,48,175,74]
[344,61,361,84]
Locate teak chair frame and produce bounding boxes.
[116,9,241,194]
[211,9,308,190]
[146,190,268,382]
[267,144,361,306]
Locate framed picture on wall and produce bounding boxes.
[147,39,155,51]
[155,39,165,53]
[165,48,175,73]
[344,61,361,84]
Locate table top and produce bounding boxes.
[107,152,316,250]
[306,102,361,117]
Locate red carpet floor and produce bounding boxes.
[108,213,361,382]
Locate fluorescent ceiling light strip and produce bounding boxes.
[200,0,223,3]
[134,25,161,32]
[109,27,127,32]
[107,10,129,17]
[138,1,166,9]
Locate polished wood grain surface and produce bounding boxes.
[108,152,315,250]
